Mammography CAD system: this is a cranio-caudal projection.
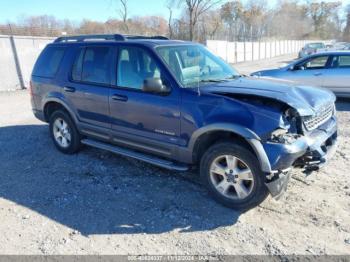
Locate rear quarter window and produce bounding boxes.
[32,46,66,78]
[71,46,111,85]
[338,56,350,67]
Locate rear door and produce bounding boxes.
[286,55,331,87]
[322,54,350,96]
[62,45,113,137]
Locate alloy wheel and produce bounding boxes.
[209,155,255,199]
[53,118,71,148]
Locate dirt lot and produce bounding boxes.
[0,55,349,255]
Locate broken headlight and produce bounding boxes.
[269,108,301,144]
[270,129,299,144]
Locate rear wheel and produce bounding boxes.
[49,110,81,154]
[200,142,269,210]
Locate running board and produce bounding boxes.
[81,139,189,171]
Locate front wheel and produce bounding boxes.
[200,142,269,210]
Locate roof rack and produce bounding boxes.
[54,34,169,43]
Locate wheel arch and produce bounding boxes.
[189,124,272,173]
[43,97,78,125]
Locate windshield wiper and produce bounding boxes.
[188,77,238,88]
[199,79,226,83]
[225,74,243,80]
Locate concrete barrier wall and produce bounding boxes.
[0,35,54,91]
[207,39,326,64]
[0,36,21,91]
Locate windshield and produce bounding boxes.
[307,43,325,49]
[156,45,239,88]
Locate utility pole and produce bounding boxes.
[8,23,25,89]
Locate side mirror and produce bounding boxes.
[292,65,305,71]
[142,78,170,95]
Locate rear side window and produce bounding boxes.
[338,56,350,67]
[71,49,84,80]
[331,55,350,68]
[71,46,111,85]
[32,46,65,78]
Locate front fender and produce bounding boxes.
[184,123,272,173]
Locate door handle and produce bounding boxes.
[314,72,322,76]
[111,94,128,102]
[63,86,76,93]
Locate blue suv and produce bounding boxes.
[30,34,338,210]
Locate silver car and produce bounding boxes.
[252,51,350,97]
[298,42,325,58]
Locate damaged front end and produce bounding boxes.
[265,169,291,200]
[217,92,338,199]
[262,102,337,199]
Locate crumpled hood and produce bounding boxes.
[201,77,336,116]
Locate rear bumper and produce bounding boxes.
[32,109,46,122]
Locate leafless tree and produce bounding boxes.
[118,0,129,33]
[200,10,222,41]
[1,0,348,42]
[307,1,342,39]
[166,0,174,38]
[220,0,243,41]
[343,4,350,41]
[174,0,222,41]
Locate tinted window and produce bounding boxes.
[331,55,350,68]
[117,47,162,90]
[71,49,84,81]
[72,46,111,85]
[33,46,65,78]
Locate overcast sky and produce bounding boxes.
[0,0,349,24]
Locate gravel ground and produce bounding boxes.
[0,54,349,255]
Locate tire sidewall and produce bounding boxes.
[200,142,268,210]
[49,110,80,154]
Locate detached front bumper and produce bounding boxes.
[262,116,338,198]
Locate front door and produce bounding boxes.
[287,55,330,87]
[109,45,182,158]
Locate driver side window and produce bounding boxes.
[117,46,162,90]
[296,56,329,70]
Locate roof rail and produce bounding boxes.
[124,35,169,40]
[54,34,169,43]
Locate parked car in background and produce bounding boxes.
[298,42,325,58]
[31,34,338,210]
[341,43,350,50]
[252,51,350,97]
[321,42,350,51]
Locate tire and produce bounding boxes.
[49,109,81,154]
[200,142,269,210]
